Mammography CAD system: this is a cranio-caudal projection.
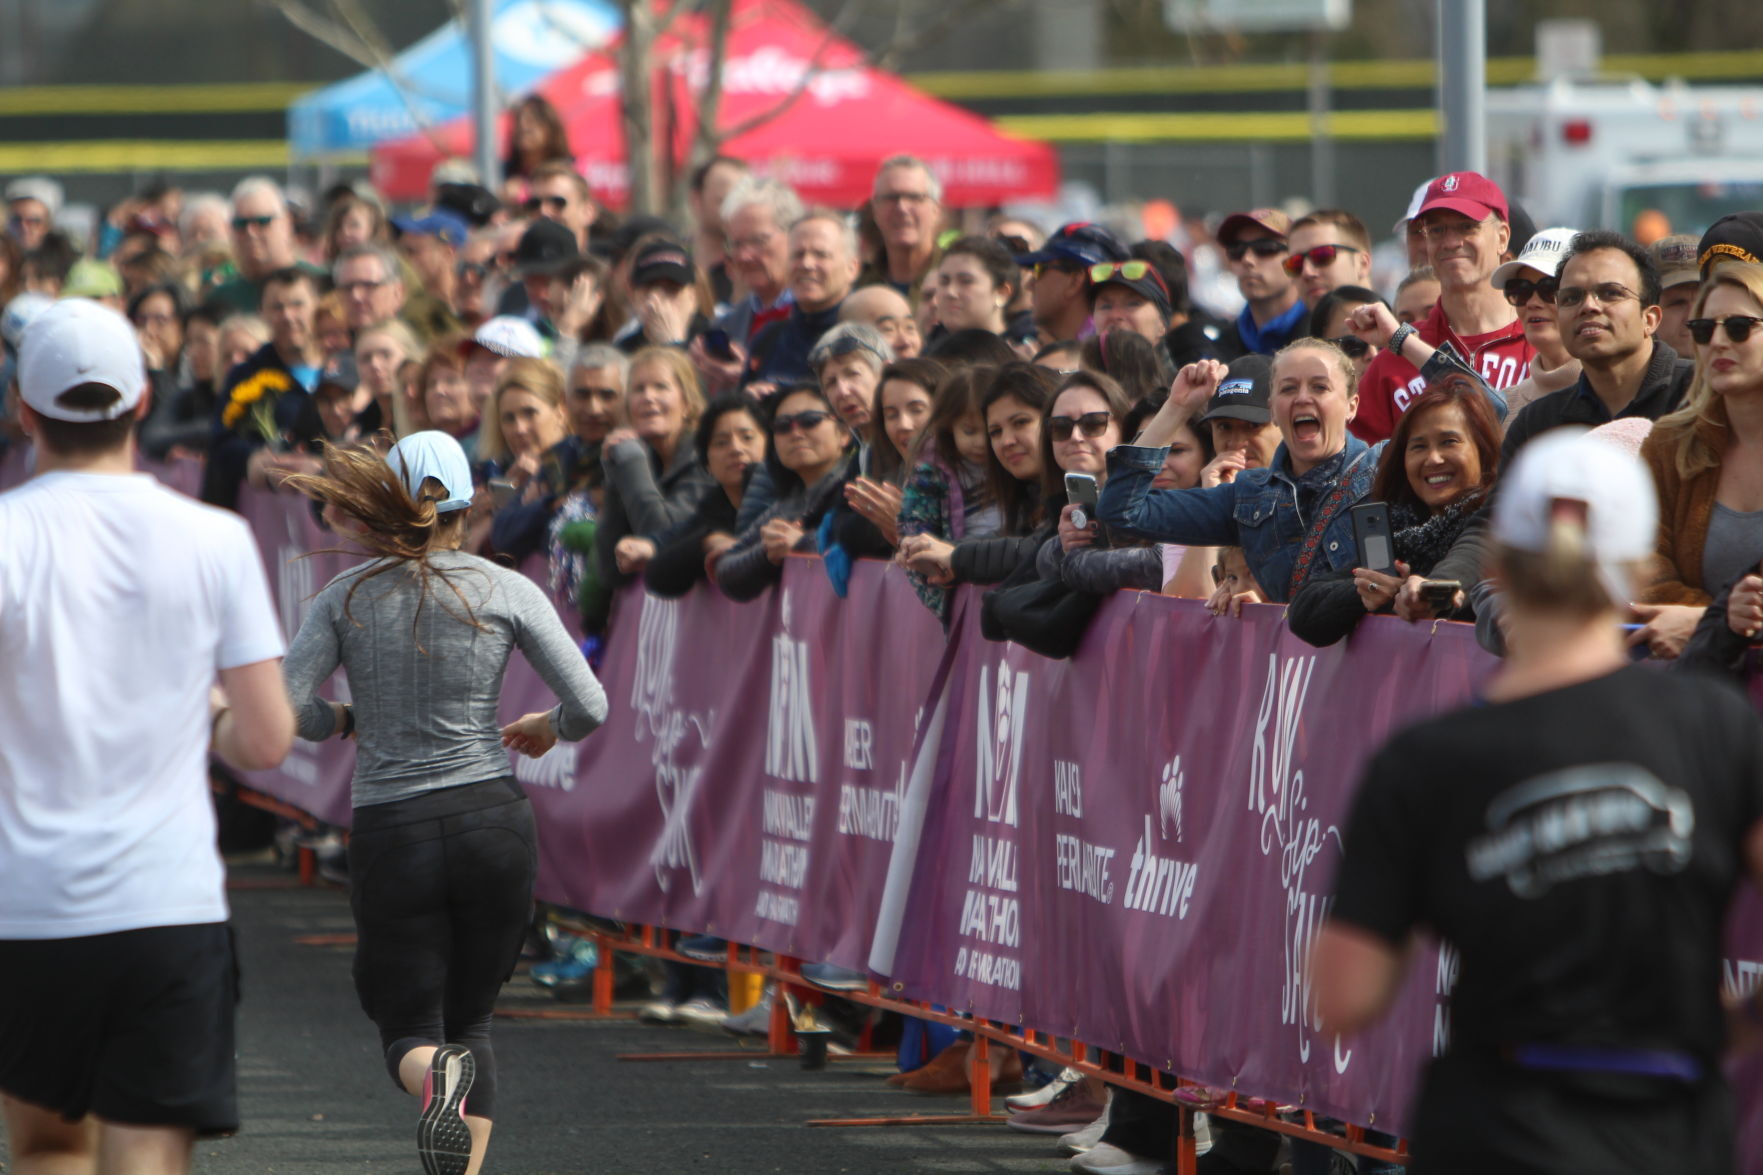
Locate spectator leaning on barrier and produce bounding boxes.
[1633,263,1763,658]
[0,299,294,1173]
[1314,427,1763,1175]
[1288,373,1501,646]
[713,383,852,601]
[645,395,769,598]
[1354,172,1532,444]
[479,356,572,559]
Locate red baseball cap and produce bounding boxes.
[1414,171,1508,224]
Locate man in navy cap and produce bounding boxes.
[392,209,470,342]
[1016,222,1128,343]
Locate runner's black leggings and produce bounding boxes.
[348,776,535,1121]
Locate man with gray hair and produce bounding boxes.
[866,155,944,295]
[694,177,803,391]
[740,210,861,394]
[332,243,407,333]
[211,176,304,314]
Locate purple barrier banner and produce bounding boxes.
[501,558,943,962]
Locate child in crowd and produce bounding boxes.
[1207,546,1265,617]
[897,366,1002,620]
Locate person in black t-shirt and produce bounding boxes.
[1315,428,1763,1175]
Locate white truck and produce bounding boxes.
[1485,77,1763,238]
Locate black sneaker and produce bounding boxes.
[416,1045,475,1175]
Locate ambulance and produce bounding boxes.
[1485,76,1763,238]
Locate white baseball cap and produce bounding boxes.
[468,315,547,359]
[1391,178,1433,235]
[1491,226,1579,288]
[387,430,474,513]
[1492,427,1657,606]
[17,299,147,422]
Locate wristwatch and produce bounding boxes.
[1387,323,1416,359]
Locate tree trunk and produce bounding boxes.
[619,0,662,217]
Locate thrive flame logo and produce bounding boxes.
[975,662,1029,827]
[632,595,707,895]
[765,590,818,783]
[1249,653,1349,1073]
[1159,757,1184,842]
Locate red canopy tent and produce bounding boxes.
[370,0,1058,208]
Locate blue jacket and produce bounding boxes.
[1098,433,1382,603]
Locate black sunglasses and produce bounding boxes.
[1503,275,1559,306]
[524,194,569,212]
[1224,238,1287,262]
[1329,335,1370,359]
[771,409,832,435]
[1046,411,1113,442]
[1688,315,1763,345]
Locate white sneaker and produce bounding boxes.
[1059,1099,1111,1154]
[672,996,727,1031]
[1005,1066,1079,1112]
[1070,1142,1167,1175]
[637,999,679,1024]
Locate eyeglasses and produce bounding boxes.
[1555,282,1638,309]
[1033,261,1082,279]
[771,409,832,435]
[1329,335,1370,359]
[524,195,569,213]
[337,278,387,296]
[1224,238,1288,262]
[1502,275,1559,306]
[1046,411,1113,442]
[875,191,932,207]
[457,261,489,281]
[1687,315,1763,345]
[1420,219,1483,243]
[231,215,276,231]
[1281,244,1363,276]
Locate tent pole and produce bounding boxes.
[469,0,499,192]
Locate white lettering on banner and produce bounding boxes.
[843,719,874,771]
[762,790,815,840]
[1249,653,1352,1074]
[1432,942,1460,1057]
[629,595,711,896]
[1055,833,1116,905]
[755,889,799,925]
[1053,760,1083,817]
[1124,816,1199,918]
[837,767,904,842]
[514,742,577,791]
[967,833,1019,891]
[1723,957,1763,1001]
[759,839,810,888]
[765,591,819,784]
[975,664,1029,827]
[275,543,314,642]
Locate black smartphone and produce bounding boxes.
[704,328,736,361]
[1065,472,1099,528]
[1350,502,1397,575]
[1419,578,1461,612]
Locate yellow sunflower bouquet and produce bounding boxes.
[220,369,294,445]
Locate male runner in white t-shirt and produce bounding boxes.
[0,299,294,1175]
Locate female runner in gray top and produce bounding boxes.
[283,431,607,1175]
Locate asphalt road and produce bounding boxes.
[4,863,1072,1175]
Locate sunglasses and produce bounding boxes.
[457,260,489,281]
[1329,335,1370,359]
[1046,411,1113,442]
[1280,244,1363,276]
[1089,260,1153,284]
[1687,315,1763,345]
[524,195,569,212]
[1502,275,1559,306]
[820,334,888,365]
[995,233,1032,256]
[1555,282,1637,309]
[1033,260,1082,279]
[1224,238,1288,262]
[771,409,832,435]
[231,214,276,231]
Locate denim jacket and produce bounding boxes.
[1098,433,1382,603]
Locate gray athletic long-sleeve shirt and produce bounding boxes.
[283,550,609,808]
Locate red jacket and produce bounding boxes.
[1351,302,1534,443]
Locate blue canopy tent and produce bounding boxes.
[288,0,619,162]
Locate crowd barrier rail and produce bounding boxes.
[8,455,1754,1171]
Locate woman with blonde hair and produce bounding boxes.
[283,432,606,1175]
[1635,262,1763,658]
[473,357,570,556]
[356,319,424,437]
[590,346,713,629]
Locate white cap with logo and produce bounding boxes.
[387,430,475,513]
[1491,226,1580,289]
[18,299,148,422]
[1492,427,1657,607]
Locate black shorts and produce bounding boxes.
[0,922,240,1136]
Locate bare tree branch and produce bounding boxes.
[710,0,865,144]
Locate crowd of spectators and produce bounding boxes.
[12,112,1763,1172]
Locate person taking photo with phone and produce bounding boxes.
[1287,373,1501,645]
